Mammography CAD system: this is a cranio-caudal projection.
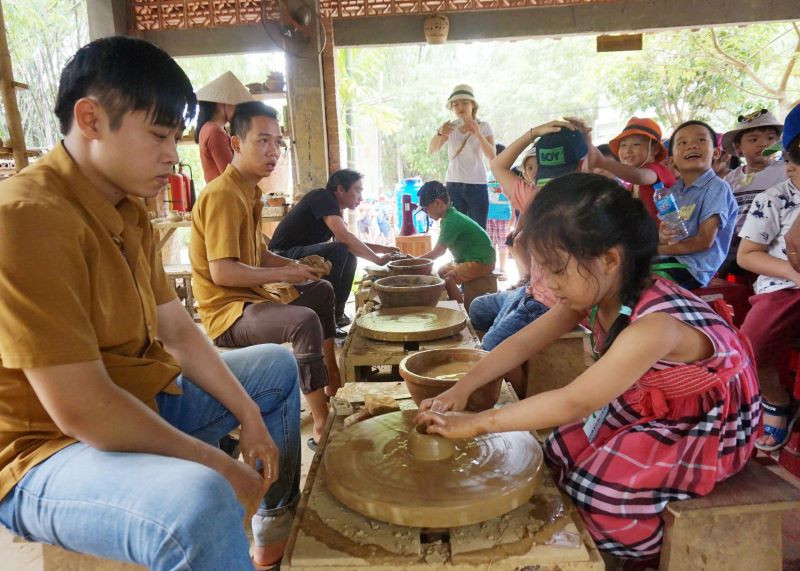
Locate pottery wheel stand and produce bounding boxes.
[340,300,481,384]
[283,382,604,570]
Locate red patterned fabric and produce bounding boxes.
[544,277,761,559]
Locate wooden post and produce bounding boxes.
[0,0,28,171]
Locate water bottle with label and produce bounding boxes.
[652,182,689,243]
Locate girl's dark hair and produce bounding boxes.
[524,173,658,352]
[788,135,800,165]
[668,120,717,157]
[326,169,364,193]
[55,36,196,135]
[194,101,218,143]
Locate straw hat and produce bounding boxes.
[445,84,477,110]
[721,109,783,156]
[609,117,667,163]
[196,71,253,105]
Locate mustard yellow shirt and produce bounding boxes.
[0,144,181,501]
[190,164,297,340]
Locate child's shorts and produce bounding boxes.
[740,287,800,367]
[439,261,494,284]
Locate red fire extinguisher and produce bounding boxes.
[167,163,195,212]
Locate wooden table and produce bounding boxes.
[151,211,286,253]
[284,382,604,570]
[339,300,481,384]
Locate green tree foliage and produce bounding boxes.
[602,24,800,129]
[3,0,88,147]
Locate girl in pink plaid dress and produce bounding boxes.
[416,173,760,562]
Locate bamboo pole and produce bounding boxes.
[0,0,28,171]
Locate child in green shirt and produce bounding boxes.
[418,181,496,302]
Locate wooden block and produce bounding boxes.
[526,328,590,402]
[394,234,432,258]
[462,275,498,312]
[660,461,800,571]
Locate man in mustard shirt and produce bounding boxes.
[191,101,341,449]
[0,37,299,570]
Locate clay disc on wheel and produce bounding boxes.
[324,410,543,528]
[356,306,466,342]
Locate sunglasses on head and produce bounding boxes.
[738,109,769,123]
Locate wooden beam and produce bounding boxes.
[0,0,28,171]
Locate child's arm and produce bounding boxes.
[737,239,800,286]
[786,217,800,272]
[418,312,698,438]
[589,151,659,186]
[491,120,575,194]
[417,303,583,414]
[420,241,447,261]
[657,215,719,255]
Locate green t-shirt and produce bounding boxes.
[437,206,496,265]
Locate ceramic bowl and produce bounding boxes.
[387,257,434,276]
[373,275,445,308]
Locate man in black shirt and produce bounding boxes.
[270,169,399,325]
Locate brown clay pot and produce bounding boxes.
[387,257,434,276]
[399,348,502,412]
[373,275,444,308]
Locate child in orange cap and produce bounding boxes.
[588,117,676,222]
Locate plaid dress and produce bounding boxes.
[544,277,761,559]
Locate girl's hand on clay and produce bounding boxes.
[415,410,482,439]
[416,385,469,417]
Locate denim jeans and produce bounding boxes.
[446,182,489,229]
[0,344,300,571]
[469,286,549,350]
[277,242,357,318]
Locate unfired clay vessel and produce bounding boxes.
[324,410,543,528]
[400,348,502,412]
[387,257,434,276]
[373,275,445,308]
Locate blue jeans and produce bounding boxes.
[446,182,489,229]
[0,344,300,571]
[469,286,549,350]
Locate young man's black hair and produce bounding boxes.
[325,169,363,193]
[54,36,196,134]
[229,101,280,139]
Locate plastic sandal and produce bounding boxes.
[756,400,799,452]
[307,437,318,451]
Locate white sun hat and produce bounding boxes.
[196,71,253,105]
[445,84,477,110]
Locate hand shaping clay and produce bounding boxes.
[324,410,543,528]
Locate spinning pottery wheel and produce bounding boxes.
[356,306,466,342]
[324,410,543,528]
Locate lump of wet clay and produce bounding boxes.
[298,255,332,277]
[364,393,399,416]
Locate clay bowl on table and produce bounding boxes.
[387,257,434,276]
[399,348,501,412]
[373,275,445,308]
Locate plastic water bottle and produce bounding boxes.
[652,182,688,242]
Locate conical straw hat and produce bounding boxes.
[196,71,253,105]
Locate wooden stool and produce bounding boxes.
[394,234,432,257]
[526,327,591,402]
[164,264,196,319]
[660,461,800,571]
[8,530,143,570]
[462,273,498,312]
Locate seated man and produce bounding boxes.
[417,181,496,303]
[268,169,400,326]
[190,100,341,449]
[0,37,299,570]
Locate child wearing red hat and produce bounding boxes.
[588,117,676,223]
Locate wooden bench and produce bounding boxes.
[660,460,800,571]
[6,529,143,570]
[163,264,196,319]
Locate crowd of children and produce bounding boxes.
[418,84,800,564]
